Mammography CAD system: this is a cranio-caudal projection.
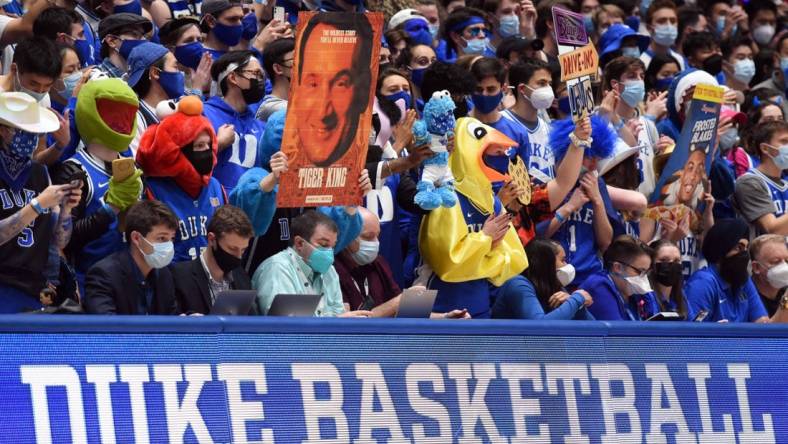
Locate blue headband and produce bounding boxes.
[450,16,485,33]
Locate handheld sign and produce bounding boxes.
[507,156,532,205]
[552,7,588,46]
[567,77,594,122]
[558,43,598,82]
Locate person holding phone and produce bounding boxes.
[0,92,82,313]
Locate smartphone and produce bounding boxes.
[273,6,285,23]
[693,310,709,322]
[646,312,682,321]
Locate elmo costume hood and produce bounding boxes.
[136,96,217,198]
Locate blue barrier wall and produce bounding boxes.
[0,316,786,444]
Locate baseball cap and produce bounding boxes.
[98,13,153,40]
[495,35,544,59]
[126,42,169,87]
[201,0,242,18]
[598,23,650,60]
[388,9,428,30]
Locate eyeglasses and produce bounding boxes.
[617,261,650,277]
[277,58,293,68]
[237,69,264,81]
[465,26,491,38]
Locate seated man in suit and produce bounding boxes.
[84,200,179,315]
[172,205,258,314]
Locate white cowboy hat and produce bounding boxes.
[0,92,59,134]
[598,139,640,176]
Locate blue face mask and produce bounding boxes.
[119,39,146,61]
[157,69,185,99]
[719,127,738,151]
[733,59,755,85]
[58,70,82,99]
[385,90,412,110]
[471,91,502,114]
[174,41,205,70]
[464,37,488,55]
[583,14,594,34]
[652,24,677,47]
[242,13,258,41]
[715,15,737,36]
[73,39,93,66]
[428,23,439,39]
[139,236,175,269]
[411,67,426,88]
[558,96,571,114]
[620,80,645,107]
[655,75,674,91]
[113,0,142,15]
[405,20,433,46]
[768,144,788,170]
[624,15,640,32]
[498,14,520,38]
[305,240,334,274]
[213,21,243,47]
[780,57,788,83]
[9,128,39,159]
[621,46,640,58]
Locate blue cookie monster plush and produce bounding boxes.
[412,90,457,210]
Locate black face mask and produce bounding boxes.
[654,261,683,286]
[702,54,723,76]
[241,77,265,104]
[213,240,242,273]
[719,250,751,288]
[183,145,214,175]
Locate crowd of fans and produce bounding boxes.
[0,0,786,323]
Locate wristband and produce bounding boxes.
[569,133,592,149]
[30,198,44,215]
[554,210,566,224]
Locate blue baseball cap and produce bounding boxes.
[126,42,170,87]
[598,23,650,59]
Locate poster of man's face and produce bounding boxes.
[278,12,383,207]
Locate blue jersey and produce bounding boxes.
[427,192,503,319]
[744,168,788,217]
[167,0,201,18]
[552,178,620,286]
[203,96,266,191]
[500,110,554,184]
[65,150,125,277]
[685,266,768,323]
[364,173,404,287]
[145,177,226,263]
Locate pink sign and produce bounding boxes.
[552,7,588,47]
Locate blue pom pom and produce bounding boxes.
[549,115,617,164]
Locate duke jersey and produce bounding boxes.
[65,150,125,277]
[145,177,226,263]
[745,168,788,217]
[365,174,403,286]
[427,192,503,319]
[0,163,54,296]
[501,110,554,184]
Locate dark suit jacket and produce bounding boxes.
[84,250,178,315]
[171,257,259,315]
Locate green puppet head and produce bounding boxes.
[75,78,139,153]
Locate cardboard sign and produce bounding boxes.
[649,83,724,216]
[558,43,598,81]
[508,156,532,205]
[567,76,594,122]
[277,12,384,207]
[552,7,588,47]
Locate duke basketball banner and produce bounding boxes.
[0,316,785,443]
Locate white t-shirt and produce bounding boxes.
[501,109,554,184]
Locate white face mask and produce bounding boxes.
[524,85,555,110]
[623,274,652,295]
[556,263,576,287]
[350,239,379,265]
[138,236,175,269]
[752,24,775,46]
[766,261,788,289]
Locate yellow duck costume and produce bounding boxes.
[418,118,528,318]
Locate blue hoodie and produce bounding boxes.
[202,96,266,192]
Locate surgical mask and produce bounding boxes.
[556,264,575,287]
[304,240,334,274]
[351,239,379,265]
[138,236,175,269]
[212,21,244,47]
[471,91,502,114]
[158,69,185,99]
[733,59,755,84]
[621,46,640,58]
[719,250,750,288]
[175,41,206,70]
[752,24,775,46]
[654,261,682,286]
[183,145,214,175]
[719,127,738,151]
[428,23,439,39]
[73,39,93,66]
[113,0,141,14]
[652,24,677,47]
[57,70,83,99]
[766,261,788,289]
[715,15,736,36]
[583,14,594,34]
[655,76,674,91]
[464,37,488,55]
[212,241,241,273]
[524,85,554,110]
[768,143,788,170]
[241,77,265,104]
[620,80,645,107]
[119,39,146,61]
[498,14,520,38]
[14,72,47,102]
[623,274,652,295]
[410,67,426,88]
[8,128,39,158]
[385,90,412,110]
[702,54,723,76]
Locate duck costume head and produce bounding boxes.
[419,117,527,287]
[136,96,217,198]
[75,78,139,152]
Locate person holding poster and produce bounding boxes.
[278,12,382,207]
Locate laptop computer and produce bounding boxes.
[210,290,257,316]
[267,293,323,316]
[396,288,438,318]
